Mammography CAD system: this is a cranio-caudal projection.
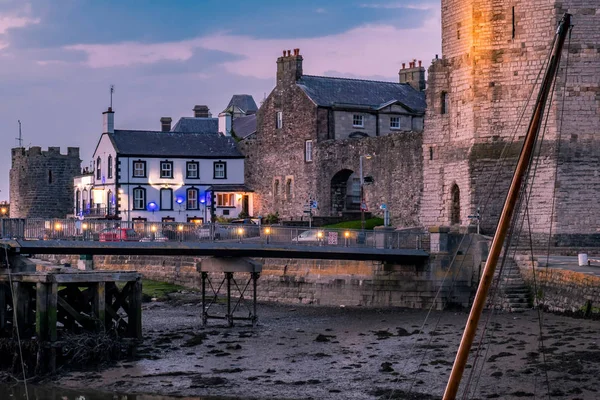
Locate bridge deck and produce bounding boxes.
[2,239,429,263]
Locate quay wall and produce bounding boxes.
[516,258,600,313]
[33,254,475,310]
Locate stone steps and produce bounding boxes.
[487,258,531,312]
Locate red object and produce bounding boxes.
[99,228,138,242]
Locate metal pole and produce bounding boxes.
[226,272,232,327]
[360,156,365,230]
[252,272,258,326]
[443,14,571,400]
[201,272,207,326]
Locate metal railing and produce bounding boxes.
[0,218,429,250]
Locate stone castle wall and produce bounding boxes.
[421,0,600,242]
[10,146,81,218]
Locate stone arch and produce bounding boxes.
[331,169,357,215]
[450,183,460,225]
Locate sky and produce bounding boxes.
[0,0,441,201]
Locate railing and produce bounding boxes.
[0,218,430,251]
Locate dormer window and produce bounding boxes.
[352,114,364,128]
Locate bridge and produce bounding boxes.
[0,218,430,262]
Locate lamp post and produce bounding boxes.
[359,154,373,230]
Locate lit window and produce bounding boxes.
[133,187,145,210]
[305,140,313,162]
[187,188,199,210]
[217,193,235,207]
[214,162,226,179]
[133,161,146,177]
[186,162,199,179]
[390,117,400,129]
[352,114,364,128]
[160,161,173,178]
[276,111,283,129]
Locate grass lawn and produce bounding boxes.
[323,218,384,230]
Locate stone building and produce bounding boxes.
[421,0,600,244]
[10,146,81,218]
[243,49,426,225]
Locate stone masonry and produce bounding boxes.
[10,146,81,218]
[422,0,600,244]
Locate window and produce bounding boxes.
[133,187,146,210]
[285,179,293,200]
[108,155,113,179]
[217,193,235,207]
[429,147,434,160]
[390,117,400,129]
[160,161,173,178]
[276,111,283,129]
[352,114,364,128]
[441,92,448,115]
[96,157,101,180]
[107,190,113,214]
[214,162,226,179]
[75,190,81,214]
[186,161,199,179]
[274,179,280,197]
[82,189,88,211]
[187,217,203,224]
[133,160,146,177]
[187,188,199,210]
[511,6,516,39]
[160,188,173,210]
[48,170,53,184]
[305,140,313,162]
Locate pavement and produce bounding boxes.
[534,254,600,277]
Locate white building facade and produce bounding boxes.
[76,108,253,224]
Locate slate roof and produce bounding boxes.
[109,130,243,158]
[296,75,426,113]
[171,117,218,133]
[226,95,258,114]
[232,114,257,139]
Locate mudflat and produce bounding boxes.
[54,293,600,399]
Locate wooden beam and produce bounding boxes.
[35,282,48,341]
[12,282,30,338]
[48,282,57,342]
[93,282,106,332]
[57,295,92,329]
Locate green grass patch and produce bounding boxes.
[323,217,384,230]
[142,279,185,301]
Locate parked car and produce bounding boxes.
[99,228,139,242]
[139,232,169,242]
[292,229,325,244]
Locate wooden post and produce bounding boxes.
[127,279,142,339]
[443,13,572,400]
[93,282,106,332]
[0,284,5,331]
[35,282,48,341]
[48,282,58,342]
[12,282,30,338]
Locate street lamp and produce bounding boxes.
[359,154,373,230]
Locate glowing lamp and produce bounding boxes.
[178,225,184,231]
[344,231,350,238]
[176,197,184,205]
[147,202,158,211]
[317,231,323,239]
[82,223,88,230]
[264,227,271,235]
[0,207,6,214]
[237,228,244,235]
[55,222,62,230]
[151,225,157,232]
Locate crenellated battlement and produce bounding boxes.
[11,146,80,160]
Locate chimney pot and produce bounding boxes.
[402,63,405,69]
[418,60,422,67]
[283,50,286,56]
[160,117,172,132]
[193,105,210,118]
[287,50,291,57]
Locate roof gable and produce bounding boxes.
[296,75,426,113]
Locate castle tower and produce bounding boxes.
[421,0,600,244]
[10,147,82,218]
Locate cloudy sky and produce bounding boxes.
[0,0,441,201]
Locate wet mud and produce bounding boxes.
[43,294,600,399]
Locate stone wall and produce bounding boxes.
[34,253,476,310]
[10,147,81,219]
[516,257,600,313]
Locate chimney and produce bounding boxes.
[218,110,232,136]
[193,105,210,118]
[398,59,426,92]
[160,117,172,132]
[102,107,114,134]
[276,48,303,86]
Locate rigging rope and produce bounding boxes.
[3,244,30,400]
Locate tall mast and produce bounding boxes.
[443,13,572,400]
[16,120,23,147]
